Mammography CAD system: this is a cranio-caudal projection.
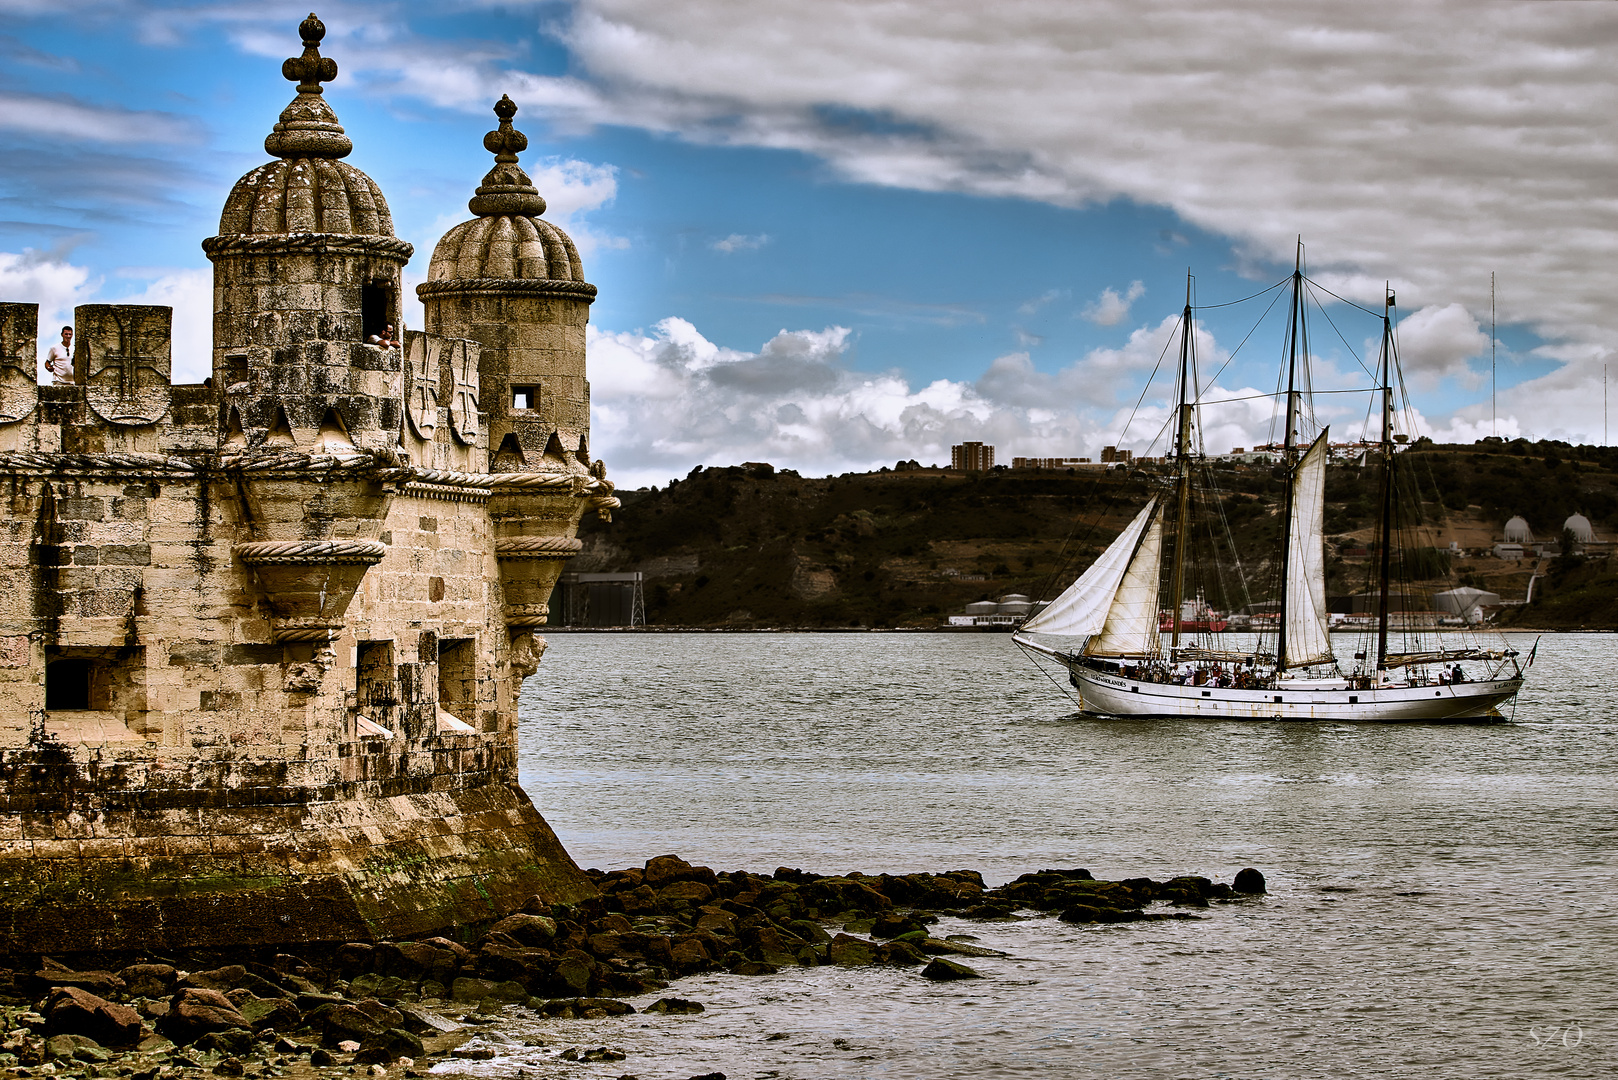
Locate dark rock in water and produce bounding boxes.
[555,950,598,996]
[876,941,926,966]
[44,986,143,1047]
[396,1005,460,1036]
[319,1003,387,1048]
[194,1029,253,1057]
[728,959,779,976]
[159,989,252,1045]
[236,995,299,1034]
[43,1034,109,1063]
[920,958,981,981]
[309,1048,338,1067]
[687,1073,727,1080]
[644,855,719,889]
[825,935,877,967]
[212,1055,245,1076]
[785,919,831,945]
[870,913,926,939]
[960,902,1017,920]
[1058,905,1146,925]
[1234,867,1267,894]
[535,998,636,1018]
[272,1037,303,1054]
[645,997,705,1015]
[118,964,178,999]
[355,1027,424,1064]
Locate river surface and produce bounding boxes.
[482,631,1616,1079]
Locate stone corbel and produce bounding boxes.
[236,538,388,642]
[493,536,582,628]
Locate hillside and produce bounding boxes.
[561,439,1618,629]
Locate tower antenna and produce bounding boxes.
[1491,272,1496,440]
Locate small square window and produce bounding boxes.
[512,385,537,410]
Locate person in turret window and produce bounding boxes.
[367,323,399,349]
[44,325,73,383]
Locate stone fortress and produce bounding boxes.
[0,14,613,952]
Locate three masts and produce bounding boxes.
[1015,251,1527,720]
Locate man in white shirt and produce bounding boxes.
[44,326,73,384]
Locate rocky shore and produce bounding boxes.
[0,858,1263,1080]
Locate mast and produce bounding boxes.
[1167,273,1196,650]
[1374,288,1397,670]
[1276,240,1304,673]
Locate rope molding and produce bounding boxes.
[494,536,583,558]
[415,278,597,301]
[235,539,388,565]
[202,233,414,259]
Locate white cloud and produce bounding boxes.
[1081,281,1146,327]
[106,268,212,384]
[1392,303,1491,390]
[711,233,769,254]
[0,247,96,376]
[0,91,198,145]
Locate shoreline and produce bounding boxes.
[1,857,1265,1078]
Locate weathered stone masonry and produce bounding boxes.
[0,14,615,953]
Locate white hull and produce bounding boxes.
[1067,663,1519,721]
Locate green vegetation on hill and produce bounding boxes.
[567,439,1618,629]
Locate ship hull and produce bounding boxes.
[1066,662,1519,721]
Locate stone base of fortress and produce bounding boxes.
[0,737,595,955]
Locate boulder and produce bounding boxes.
[43,1034,109,1063]
[553,951,596,996]
[195,1029,254,1057]
[159,989,251,1046]
[488,914,557,947]
[117,964,177,999]
[643,855,719,889]
[178,966,248,993]
[876,941,927,966]
[644,998,704,1015]
[784,919,831,944]
[657,881,714,909]
[826,934,878,967]
[44,987,143,1047]
[870,913,925,939]
[236,996,300,1034]
[374,940,460,983]
[1233,867,1267,894]
[28,961,125,999]
[354,1027,424,1065]
[319,1004,387,1049]
[920,958,982,981]
[395,1005,460,1036]
[533,998,635,1018]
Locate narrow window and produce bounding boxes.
[45,658,94,711]
[437,638,477,727]
[356,641,397,708]
[512,385,538,410]
[361,280,392,342]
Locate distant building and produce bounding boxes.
[952,441,995,471]
[1012,456,1099,469]
[553,573,646,627]
[947,593,1045,629]
[1100,445,1133,464]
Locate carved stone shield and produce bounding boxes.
[401,330,440,441]
[0,303,39,425]
[77,304,172,426]
[445,338,481,445]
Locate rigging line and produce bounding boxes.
[1301,274,1386,318]
[1112,312,1183,449]
[1196,387,1380,408]
[1192,276,1291,310]
[1306,285,1381,382]
[1194,282,1291,406]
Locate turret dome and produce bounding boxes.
[212,13,396,240]
[425,96,590,286]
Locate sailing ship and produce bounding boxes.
[1014,251,1527,720]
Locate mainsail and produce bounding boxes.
[1086,512,1164,656]
[1019,500,1158,637]
[1283,430,1335,667]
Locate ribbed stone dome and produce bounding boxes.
[428,214,582,281]
[218,157,394,237]
[425,95,591,287]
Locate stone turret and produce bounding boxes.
[0,15,603,955]
[418,97,616,639]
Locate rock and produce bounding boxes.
[487,914,557,947]
[876,941,927,966]
[194,1029,254,1057]
[178,966,249,994]
[44,987,143,1047]
[727,959,778,976]
[338,1040,362,1053]
[915,937,1009,957]
[395,1005,459,1036]
[450,1047,495,1060]
[1058,905,1145,925]
[354,1028,424,1065]
[321,1004,388,1048]
[784,919,831,944]
[553,951,596,996]
[644,998,704,1015]
[309,1048,338,1067]
[273,1037,304,1053]
[534,998,636,1018]
[920,958,982,981]
[212,1056,245,1076]
[870,913,925,939]
[825,935,878,967]
[117,965,178,999]
[159,989,252,1045]
[1233,867,1267,894]
[236,996,300,1034]
[353,1000,406,1029]
[28,962,126,999]
[643,855,719,889]
[43,1035,108,1063]
[657,881,714,909]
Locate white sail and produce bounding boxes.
[1020,500,1158,637]
[1086,512,1164,656]
[1284,431,1335,667]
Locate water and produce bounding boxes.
[493,632,1616,1078]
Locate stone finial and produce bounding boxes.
[469,96,547,218]
[265,12,353,160]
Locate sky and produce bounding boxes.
[3,0,1617,487]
